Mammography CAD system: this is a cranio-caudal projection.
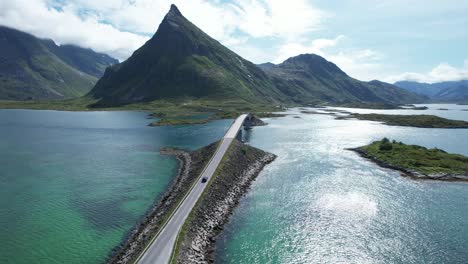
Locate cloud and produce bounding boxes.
[0,0,149,60]
[274,35,345,63]
[385,60,468,83]
[2,0,464,84]
[272,35,386,81]
[0,0,328,61]
[233,0,328,40]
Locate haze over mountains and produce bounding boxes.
[0,26,117,100]
[395,80,468,103]
[1,5,426,106]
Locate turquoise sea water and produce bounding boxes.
[216,104,468,264]
[2,105,468,264]
[0,110,230,264]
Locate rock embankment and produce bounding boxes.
[175,140,276,263]
[107,142,218,264]
[349,148,468,182]
[250,115,268,126]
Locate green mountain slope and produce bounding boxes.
[0,26,117,100]
[88,5,285,107]
[89,4,424,107]
[42,41,118,78]
[258,54,426,104]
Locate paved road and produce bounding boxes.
[137,114,249,264]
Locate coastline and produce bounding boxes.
[107,139,276,263]
[174,140,277,263]
[107,143,218,264]
[349,148,468,182]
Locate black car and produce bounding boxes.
[201,177,208,183]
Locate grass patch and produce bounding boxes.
[358,138,468,175]
[342,113,468,128]
[149,118,210,126]
[0,97,286,121]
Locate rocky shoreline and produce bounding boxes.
[107,137,276,263]
[175,140,276,263]
[349,148,468,182]
[107,142,218,264]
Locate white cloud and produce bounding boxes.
[2,0,464,84]
[274,35,345,63]
[385,60,468,83]
[233,0,328,40]
[0,0,328,61]
[272,35,386,81]
[0,0,149,60]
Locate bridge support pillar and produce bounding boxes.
[236,129,242,141]
[243,115,252,130]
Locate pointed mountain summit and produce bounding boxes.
[89,4,282,106]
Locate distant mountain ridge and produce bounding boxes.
[0,26,117,100]
[395,80,468,103]
[88,4,425,107]
[258,54,425,104]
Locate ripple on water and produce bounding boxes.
[216,106,468,264]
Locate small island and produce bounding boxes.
[149,118,210,126]
[148,112,271,126]
[349,138,468,181]
[333,102,428,110]
[340,113,468,128]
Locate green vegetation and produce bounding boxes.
[86,5,425,108]
[170,140,272,263]
[1,4,427,109]
[0,26,116,100]
[0,97,282,117]
[118,142,219,264]
[169,141,234,264]
[88,5,286,107]
[259,58,425,105]
[330,102,429,110]
[149,118,209,126]
[342,113,468,128]
[334,102,403,109]
[357,138,468,176]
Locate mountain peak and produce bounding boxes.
[168,4,182,17]
[281,53,347,77]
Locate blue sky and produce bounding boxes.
[1,0,467,83]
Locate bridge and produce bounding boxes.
[137,113,254,264]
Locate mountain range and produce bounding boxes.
[0,26,117,100]
[258,55,423,104]
[88,4,424,107]
[1,5,425,106]
[395,80,468,103]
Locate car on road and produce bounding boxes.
[201,177,208,183]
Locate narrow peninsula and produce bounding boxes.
[350,138,468,182]
[340,113,468,128]
[108,139,275,263]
